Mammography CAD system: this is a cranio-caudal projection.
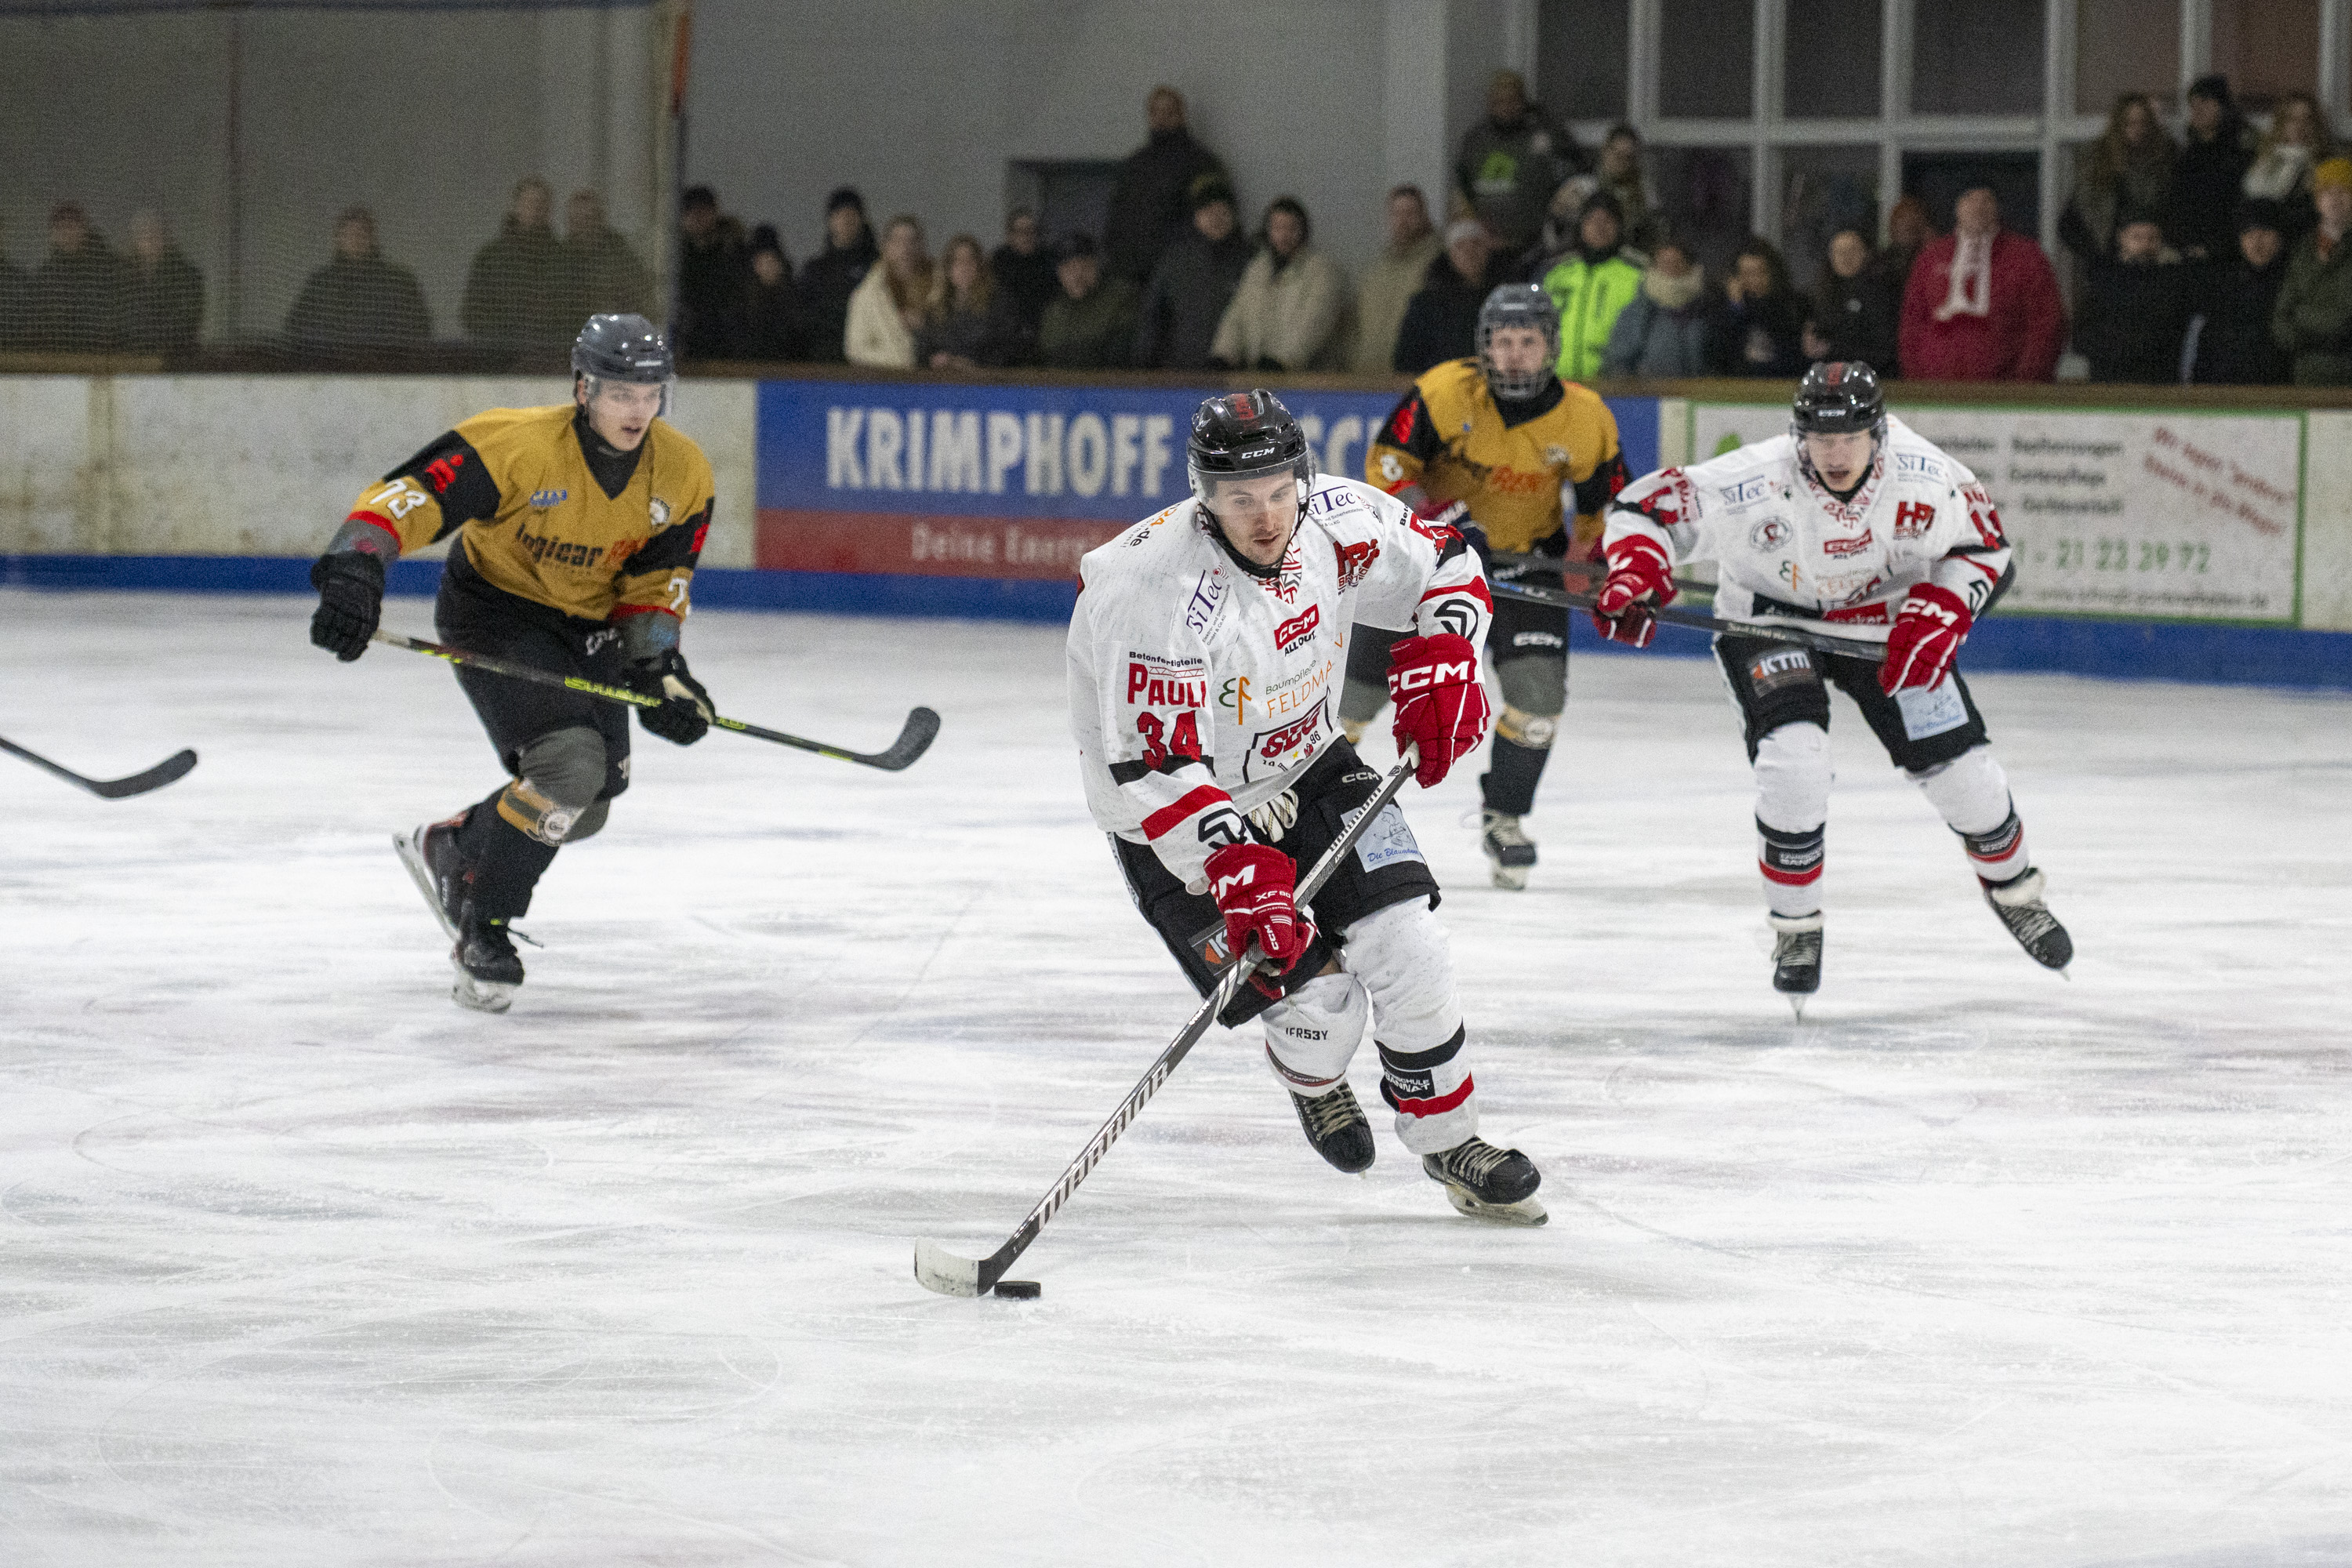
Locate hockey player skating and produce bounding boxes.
[1067,390,1544,1222]
[307,314,717,1012]
[1349,283,1627,888]
[1593,362,2071,1012]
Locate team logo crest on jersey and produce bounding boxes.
[1334,539,1380,590]
[1542,445,1571,470]
[1243,699,1327,782]
[1893,499,1936,539]
[529,488,568,509]
[1750,517,1791,550]
[649,497,672,529]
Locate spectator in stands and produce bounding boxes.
[2075,216,2194,383]
[1541,191,1642,383]
[1705,238,1807,377]
[25,202,122,354]
[1602,238,1709,378]
[798,188,877,366]
[1135,177,1250,370]
[1454,69,1583,259]
[285,206,430,354]
[2191,201,2291,385]
[2060,95,2176,270]
[916,234,1023,370]
[673,184,750,360]
[463,177,572,353]
[1105,86,1225,285]
[1876,194,1933,300]
[743,231,801,361]
[1802,227,1900,376]
[1899,187,2065,381]
[121,209,203,355]
[2245,93,2332,244]
[2169,75,2256,265]
[1596,126,1659,252]
[1350,185,1443,376]
[846,214,931,368]
[564,188,652,318]
[2271,157,2352,384]
[1211,196,1352,372]
[1037,233,1138,369]
[1392,220,1504,376]
[990,207,1058,335]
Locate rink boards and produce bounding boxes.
[2,370,2350,688]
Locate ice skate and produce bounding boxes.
[1984,869,2072,973]
[449,907,524,1014]
[1423,1137,1545,1225]
[392,814,470,943]
[1769,913,1823,1018]
[1288,1083,1375,1174]
[1480,811,1537,890]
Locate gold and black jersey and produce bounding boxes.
[1365,359,1626,559]
[344,403,716,622]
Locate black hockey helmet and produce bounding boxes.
[1476,282,1561,400]
[572,312,675,412]
[1791,360,1885,436]
[1187,388,1313,510]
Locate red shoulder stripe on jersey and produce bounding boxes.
[1142,784,1229,841]
[1420,579,1494,612]
[1390,1074,1475,1118]
[1954,554,2002,579]
[608,604,678,620]
[343,514,402,549]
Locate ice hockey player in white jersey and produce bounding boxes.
[1068,390,1544,1223]
[1592,362,2071,1011]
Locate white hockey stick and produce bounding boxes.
[914,747,1421,1298]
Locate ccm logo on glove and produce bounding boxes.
[1878,583,1973,693]
[1386,632,1490,789]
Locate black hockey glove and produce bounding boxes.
[308,551,385,661]
[630,649,714,746]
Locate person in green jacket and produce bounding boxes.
[1037,233,1140,369]
[2273,155,2352,384]
[1540,191,1644,383]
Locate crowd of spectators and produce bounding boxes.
[13,71,2352,386]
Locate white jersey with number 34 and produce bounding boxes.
[1603,415,2015,641]
[1068,476,1492,891]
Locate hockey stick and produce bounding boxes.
[1493,549,1718,601]
[1488,579,1892,661]
[1,733,198,800]
[914,747,1423,1299]
[370,630,941,771]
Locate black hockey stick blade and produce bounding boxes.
[0,735,198,800]
[913,749,1421,1298]
[372,630,941,771]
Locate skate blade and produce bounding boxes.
[393,829,460,944]
[1441,1185,1548,1226]
[1488,864,1530,891]
[1787,993,1808,1020]
[448,958,516,1014]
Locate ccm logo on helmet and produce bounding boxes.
[1393,660,1475,691]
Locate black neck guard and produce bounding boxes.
[573,405,647,500]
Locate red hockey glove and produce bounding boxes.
[1204,841,1313,988]
[1591,535,1676,648]
[1386,632,1489,788]
[1879,583,1973,693]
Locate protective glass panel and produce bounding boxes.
[2075,0,2181,116]
[1538,0,1632,121]
[1912,0,2047,114]
[2212,0,2321,107]
[1779,145,1882,296]
[1659,0,1755,118]
[1651,144,1754,279]
[1783,0,1882,119]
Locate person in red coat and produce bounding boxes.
[1899,187,2067,380]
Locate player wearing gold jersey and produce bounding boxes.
[307,314,718,1011]
[1350,284,1626,887]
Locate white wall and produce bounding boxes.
[684,0,1514,279]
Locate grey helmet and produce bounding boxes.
[1476,283,1561,400]
[572,313,675,414]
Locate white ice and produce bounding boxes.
[3,589,2349,1566]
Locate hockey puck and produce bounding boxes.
[992,1279,1041,1300]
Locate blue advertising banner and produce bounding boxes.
[753,377,1659,620]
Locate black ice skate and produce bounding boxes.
[1289,1083,1376,1174]
[1480,810,1538,891]
[450,906,524,1014]
[392,814,471,943]
[1769,913,1824,1018]
[1983,869,2072,973]
[1423,1138,1546,1225]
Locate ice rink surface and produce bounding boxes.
[2,590,2348,1567]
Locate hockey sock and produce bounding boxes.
[1910,746,2027,884]
[460,796,561,922]
[1376,1026,1475,1154]
[1962,811,2029,886]
[1758,818,1826,917]
[1479,709,1556,817]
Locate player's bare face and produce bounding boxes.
[1803,430,1873,489]
[1486,325,1549,383]
[581,380,662,452]
[1206,472,1298,567]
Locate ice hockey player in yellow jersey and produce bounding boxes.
[1352,283,1626,887]
[306,314,718,1011]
